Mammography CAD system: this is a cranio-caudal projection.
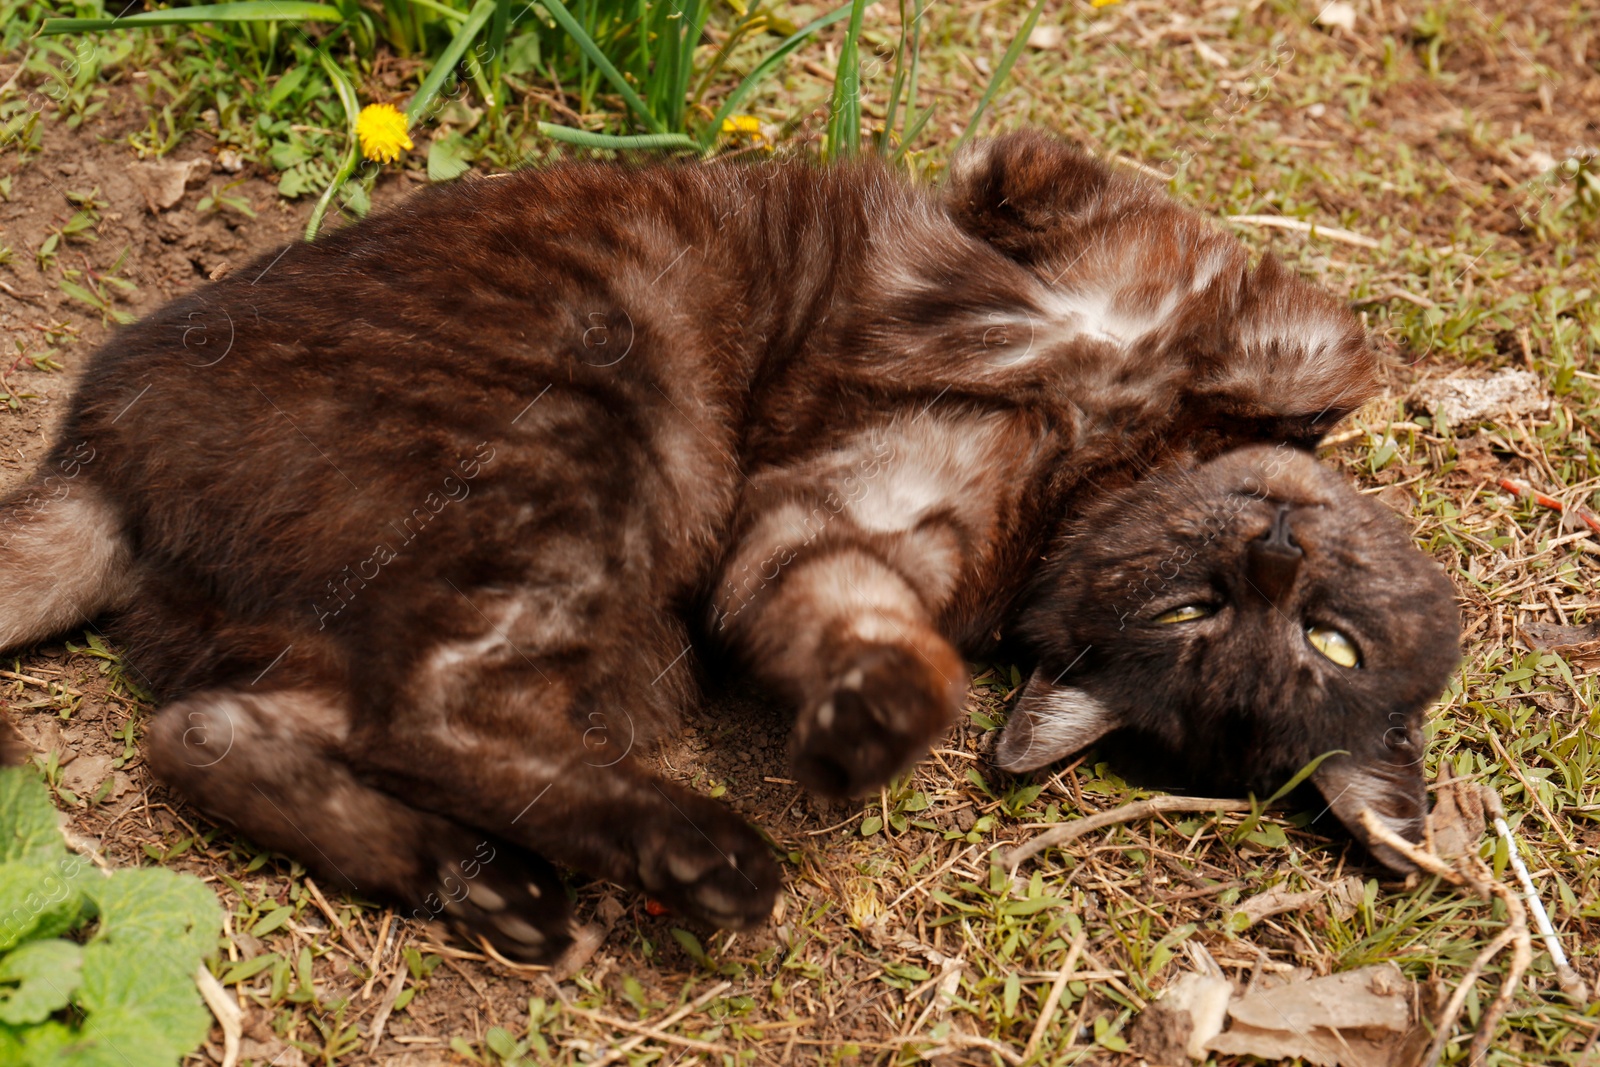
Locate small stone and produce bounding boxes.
[1315,2,1356,32]
[1027,25,1063,50]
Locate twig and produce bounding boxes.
[1024,927,1087,1061]
[367,961,410,1054]
[907,1031,1025,1065]
[562,1004,733,1053]
[590,981,733,1067]
[1497,478,1600,537]
[0,279,43,305]
[0,669,82,696]
[195,964,242,1067]
[1225,214,1382,249]
[1005,796,1253,870]
[1357,808,1534,1067]
[1422,927,1520,1067]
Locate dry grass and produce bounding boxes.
[2,0,1599,1064]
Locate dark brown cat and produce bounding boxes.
[0,132,1454,958]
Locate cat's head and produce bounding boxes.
[944,131,1376,450]
[997,445,1461,871]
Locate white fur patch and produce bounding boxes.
[0,485,130,651]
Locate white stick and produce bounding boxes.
[1492,813,1588,1002]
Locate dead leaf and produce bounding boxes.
[1428,769,1486,861]
[1447,432,1505,484]
[1413,368,1549,429]
[1206,963,1418,1067]
[59,752,114,796]
[1132,971,1233,1064]
[547,922,606,982]
[1522,620,1600,672]
[1234,884,1326,928]
[128,157,212,213]
[1326,876,1364,921]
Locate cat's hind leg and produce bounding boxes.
[144,685,572,961]
[353,688,783,934]
[0,476,132,652]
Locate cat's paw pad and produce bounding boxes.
[792,642,965,797]
[635,791,779,930]
[431,838,573,964]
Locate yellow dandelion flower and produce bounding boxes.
[721,114,762,136]
[356,103,413,164]
[1090,0,1122,7]
[720,114,773,152]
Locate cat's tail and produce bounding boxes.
[0,475,132,654]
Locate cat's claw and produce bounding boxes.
[792,642,966,798]
[635,789,780,930]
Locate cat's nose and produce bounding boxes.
[1246,504,1302,607]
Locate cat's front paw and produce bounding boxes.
[792,641,966,798]
[635,786,780,930]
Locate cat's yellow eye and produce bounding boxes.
[1307,626,1360,668]
[1154,604,1212,624]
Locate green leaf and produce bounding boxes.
[0,940,82,1025]
[85,867,221,964]
[77,939,213,1056]
[218,952,278,986]
[670,928,709,968]
[427,132,474,182]
[41,2,345,34]
[1262,749,1347,807]
[859,816,883,836]
[536,124,699,152]
[485,1025,519,1057]
[251,904,293,938]
[265,64,310,110]
[0,768,65,864]
[0,857,88,952]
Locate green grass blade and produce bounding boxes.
[405,0,469,22]
[41,1,344,34]
[887,103,934,165]
[704,2,853,149]
[537,123,698,152]
[406,0,497,125]
[955,0,1047,148]
[825,0,868,160]
[306,51,363,241]
[539,0,665,134]
[485,0,512,111]
[1263,750,1348,808]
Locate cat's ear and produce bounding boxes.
[1311,751,1426,874]
[993,671,1123,772]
